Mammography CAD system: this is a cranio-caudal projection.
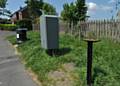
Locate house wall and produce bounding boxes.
[18,12,23,20]
[11,13,18,24]
[11,8,30,24]
[21,9,29,19]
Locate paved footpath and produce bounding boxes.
[0,31,38,86]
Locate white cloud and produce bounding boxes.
[86,2,98,15]
[87,2,113,15]
[87,2,98,11]
[87,2,112,11]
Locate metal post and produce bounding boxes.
[87,41,93,86]
[84,38,100,86]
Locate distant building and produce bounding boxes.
[10,6,30,24]
[10,6,41,31]
[10,6,58,31]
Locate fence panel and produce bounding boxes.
[60,19,120,42]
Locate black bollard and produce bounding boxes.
[84,39,100,86]
[87,41,93,86]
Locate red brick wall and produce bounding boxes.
[21,9,30,19]
[11,8,30,24]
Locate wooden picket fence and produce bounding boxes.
[59,20,120,42]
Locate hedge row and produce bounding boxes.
[0,24,17,31]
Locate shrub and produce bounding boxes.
[0,24,17,31]
[16,19,32,30]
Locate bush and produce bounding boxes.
[0,24,17,31]
[16,19,32,30]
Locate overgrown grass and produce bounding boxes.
[7,31,120,86]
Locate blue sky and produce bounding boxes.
[86,0,118,19]
[5,0,119,19]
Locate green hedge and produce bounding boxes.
[0,24,17,31]
[16,19,32,30]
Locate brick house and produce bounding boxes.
[10,6,30,24]
[10,6,40,31]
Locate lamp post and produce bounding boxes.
[84,38,100,86]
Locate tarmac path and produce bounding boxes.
[0,31,38,86]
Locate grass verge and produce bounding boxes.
[7,31,120,86]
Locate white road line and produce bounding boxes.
[0,58,18,65]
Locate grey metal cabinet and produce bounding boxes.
[40,15,59,49]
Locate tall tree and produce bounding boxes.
[25,0,43,19]
[0,0,7,8]
[61,0,87,26]
[75,0,87,21]
[25,0,56,19]
[42,2,56,15]
[61,3,70,21]
[25,0,56,30]
[61,3,76,27]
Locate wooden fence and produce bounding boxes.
[60,20,120,41]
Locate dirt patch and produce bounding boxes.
[47,63,80,86]
[61,63,75,72]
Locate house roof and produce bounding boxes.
[10,6,27,17]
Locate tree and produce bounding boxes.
[42,2,56,15]
[61,3,76,27]
[61,0,87,26]
[0,0,7,8]
[75,0,87,21]
[25,0,56,19]
[61,3,70,21]
[25,0,56,30]
[0,0,11,17]
[25,0,57,21]
[25,0,43,19]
